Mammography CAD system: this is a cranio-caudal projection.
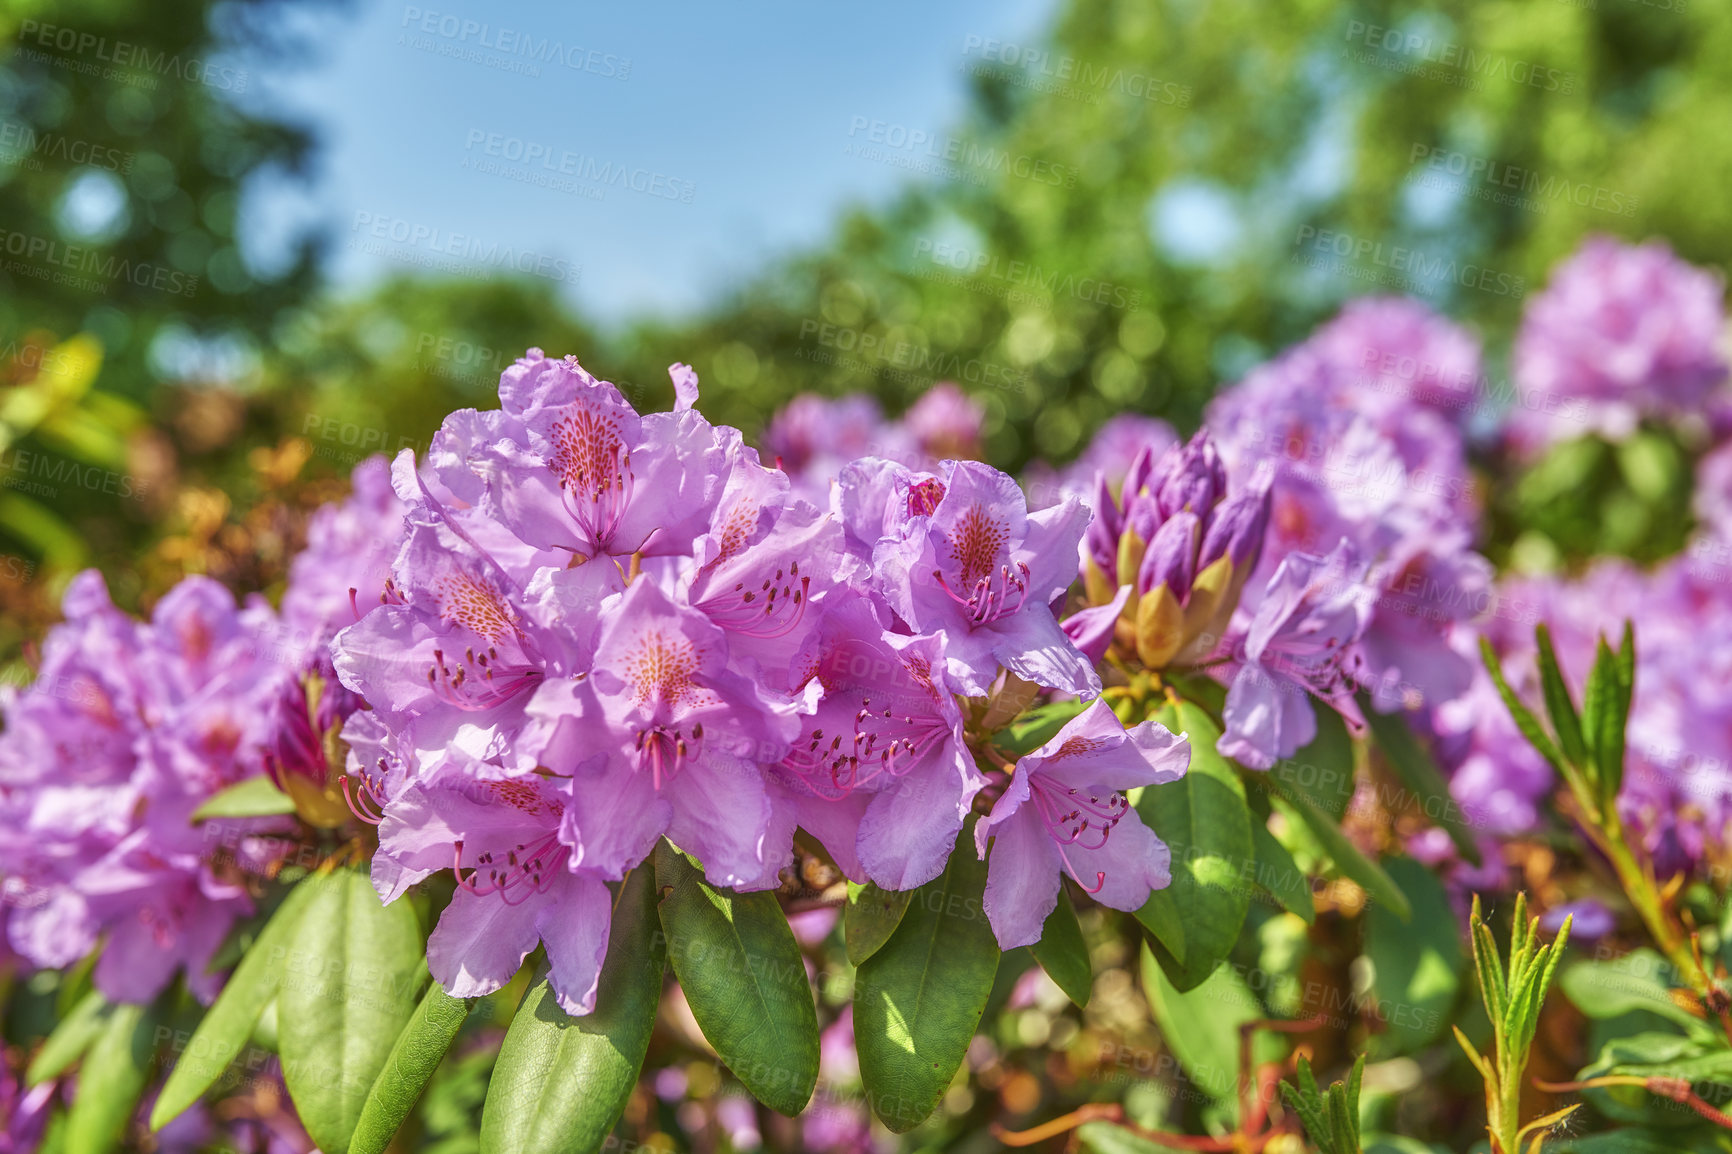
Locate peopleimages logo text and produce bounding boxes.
[17,20,247,91]
[462,131,695,202]
[846,118,1077,187]
[349,212,581,285]
[0,228,199,297]
[399,8,630,78]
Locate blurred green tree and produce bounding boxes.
[608,0,1732,474]
[0,0,321,574]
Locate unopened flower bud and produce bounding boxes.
[1199,463,1273,574]
[1153,431,1225,519]
[1138,512,1200,601]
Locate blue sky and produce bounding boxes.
[243,0,1059,325]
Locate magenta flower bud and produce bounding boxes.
[1122,442,1159,505]
[262,665,361,827]
[1122,488,1165,547]
[1152,431,1226,520]
[1138,511,1200,600]
[1084,470,1122,577]
[1198,463,1273,574]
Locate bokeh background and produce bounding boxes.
[7,0,1727,653]
[3,5,1729,1149]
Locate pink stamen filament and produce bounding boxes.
[700,563,811,640]
[1267,634,1366,700]
[1030,777,1126,895]
[340,774,384,825]
[556,438,634,556]
[635,723,696,790]
[784,693,949,797]
[931,561,1032,626]
[426,645,544,711]
[453,834,567,906]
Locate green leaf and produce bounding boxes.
[349,985,473,1154]
[27,990,110,1087]
[856,822,1000,1133]
[1075,1121,1173,1153]
[1140,944,1284,1120]
[190,776,298,821]
[65,1001,155,1154]
[845,881,913,966]
[1134,701,1253,990]
[1559,952,1718,1042]
[1343,1054,1365,1148]
[1133,886,1187,960]
[1363,859,1462,1054]
[1254,777,1410,922]
[997,698,1090,755]
[1582,637,1621,798]
[480,866,665,1154]
[1250,818,1314,925]
[1597,1035,1732,1083]
[1029,891,1092,1008]
[1360,701,1482,866]
[1363,1139,1455,1154]
[1594,626,1634,804]
[1281,1059,1331,1151]
[1480,638,1566,773]
[1550,1133,1721,1154]
[279,868,429,1154]
[1267,706,1356,821]
[151,874,324,1128]
[655,842,818,1115]
[1535,623,1588,768]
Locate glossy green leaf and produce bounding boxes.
[1589,625,1634,803]
[1363,858,1462,1054]
[1133,886,1187,960]
[1582,637,1619,793]
[1256,777,1410,923]
[856,823,1000,1133]
[1140,944,1283,1120]
[1250,820,1314,924]
[27,990,109,1087]
[151,874,324,1128]
[1559,951,1717,1041]
[1076,1121,1173,1153]
[1362,1139,1455,1154]
[279,868,428,1154]
[1535,623,1587,768]
[190,776,297,821]
[1267,705,1356,821]
[65,1001,154,1154]
[845,881,913,966]
[1550,1133,1720,1154]
[1360,702,1481,866]
[1134,701,1253,990]
[480,866,665,1154]
[1029,891,1092,1007]
[997,698,1090,755]
[655,842,818,1115]
[349,985,473,1154]
[1480,638,1565,774]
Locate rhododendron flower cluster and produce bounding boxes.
[0,573,285,1003]
[331,351,1181,1015]
[7,232,1732,1154]
[1506,235,1729,455]
[0,453,405,1007]
[1205,296,1493,719]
